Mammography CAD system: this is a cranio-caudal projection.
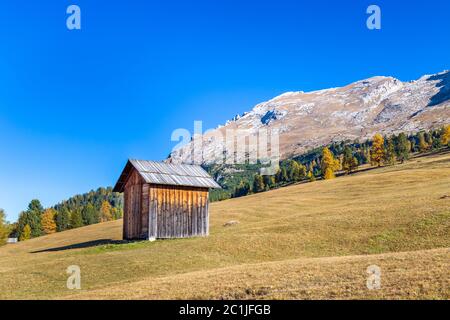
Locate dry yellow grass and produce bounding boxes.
[0,152,449,300]
[66,248,449,300]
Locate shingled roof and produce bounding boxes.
[113,159,221,192]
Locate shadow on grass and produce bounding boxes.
[30,239,128,253]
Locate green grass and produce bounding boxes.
[0,152,449,300]
[79,241,153,255]
[367,210,450,254]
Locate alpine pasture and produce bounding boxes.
[0,152,449,300]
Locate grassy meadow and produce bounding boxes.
[0,151,449,299]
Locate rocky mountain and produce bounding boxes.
[170,70,450,165]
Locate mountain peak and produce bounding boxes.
[170,71,450,164]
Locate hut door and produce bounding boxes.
[129,183,141,239]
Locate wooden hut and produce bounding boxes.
[113,159,221,240]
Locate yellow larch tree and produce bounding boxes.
[41,208,57,234]
[370,133,385,167]
[321,147,340,180]
[100,201,113,222]
[19,224,31,241]
[441,125,450,146]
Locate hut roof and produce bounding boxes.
[113,159,221,192]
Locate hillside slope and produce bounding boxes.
[0,152,449,299]
[170,71,450,164]
[67,248,449,300]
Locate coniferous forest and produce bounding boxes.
[5,187,123,242]
[208,125,450,202]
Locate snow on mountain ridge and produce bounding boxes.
[169,71,450,165]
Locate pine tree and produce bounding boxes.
[29,200,43,237]
[100,201,113,222]
[425,131,433,146]
[263,175,275,190]
[19,224,31,241]
[396,132,410,163]
[431,136,442,149]
[280,167,288,182]
[351,157,358,172]
[56,208,70,232]
[299,163,307,180]
[321,147,340,180]
[410,137,417,153]
[287,160,306,182]
[342,146,358,174]
[70,209,83,229]
[364,146,371,164]
[41,208,57,235]
[275,167,288,184]
[275,169,282,184]
[307,170,316,182]
[370,134,385,167]
[418,132,428,152]
[234,181,251,197]
[385,138,396,166]
[253,174,265,193]
[81,203,99,225]
[28,199,44,213]
[17,199,44,239]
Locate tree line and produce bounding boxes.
[3,187,123,243]
[211,125,450,201]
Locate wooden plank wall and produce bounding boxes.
[148,185,158,239]
[123,169,144,240]
[141,183,149,238]
[149,185,209,239]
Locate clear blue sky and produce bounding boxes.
[0,0,449,221]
